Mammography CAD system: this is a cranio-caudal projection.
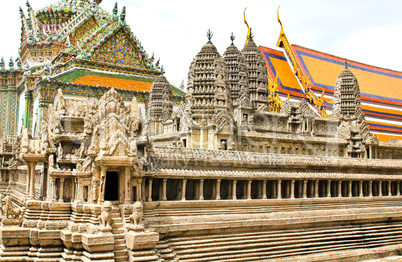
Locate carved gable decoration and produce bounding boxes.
[89,28,148,69]
[70,16,98,47]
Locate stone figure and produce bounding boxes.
[92,178,99,203]
[2,194,22,221]
[129,201,143,227]
[98,201,112,232]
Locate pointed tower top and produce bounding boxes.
[345,60,348,69]
[120,6,126,22]
[230,32,235,46]
[113,2,118,16]
[206,29,213,44]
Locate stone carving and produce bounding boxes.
[98,201,112,232]
[130,201,143,226]
[1,194,22,223]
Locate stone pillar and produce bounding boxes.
[314,180,319,198]
[161,179,167,201]
[277,180,282,199]
[232,180,237,200]
[99,166,106,204]
[199,179,204,200]
[397,182,400,197]
[125,167,131,203]
[262,180,267,199]
[369,181,373,197]
[181,179,187,201]
[388,181,391,196]
[338,181,342,197]
[290,180,295,199]
[379,181,383,197]
[59,178,65,203]
[51,177,57,201]
[348,181,352,197]
[137,180,142,201]
[303,180,307,199]
[28,162,36,199]
[216,179,221,200]
[247,180,252,200]
[147,178,153,202]
[327,180,331,198]
[359,181,363,197]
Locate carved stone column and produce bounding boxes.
[315,180,319,198]
[338,181,342,197]
[303,180,307,199]
[379,181,383,197]
[397,182,400,197]
[99,166,106,204]
[161,179,167,201]
[147,178,153,202]
[247,180,252,200]
[348,181,352,197]
[29,162,37,199]
[327,180,331,198]
[388,181,391,196]
[369,181,373,197]
[290,180,295,199]
[232,180,237,200]
[137,179,142,201]
[277,180,282,199]
[216,179,221,200]
[125,167,131,204]
[262,180,267,199]
[199,179,204,200]
[59,178,65,203]
[51,177,57,201]
[359,181,363,197]
[181,179,187,201]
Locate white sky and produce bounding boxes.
[1,0,402,89]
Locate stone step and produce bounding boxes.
[162,222,402,262]
[131,255,160,262]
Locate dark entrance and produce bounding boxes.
[105,172,119,201]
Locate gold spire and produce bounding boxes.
[244,7,251,44]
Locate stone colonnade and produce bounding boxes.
[144,178,402,201]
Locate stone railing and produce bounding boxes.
[153,147,402,170]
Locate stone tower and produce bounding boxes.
[241,34,269,111]
[334,63,374,158]
[148,74,173,135]
[223,34,249,106]
[187,30,232,124]
[333,62,363,121]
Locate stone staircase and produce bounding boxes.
[111,206,129,262]
[158,221,402,261]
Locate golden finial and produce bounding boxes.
[277,6,284,36]
[287,94,290,101]
[244,7,251,44]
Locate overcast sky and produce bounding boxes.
[1,0,402,88]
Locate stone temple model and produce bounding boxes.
[1,1,402,262]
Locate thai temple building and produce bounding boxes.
[1,0,402,261]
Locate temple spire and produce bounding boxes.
[120,6,126,22]
[113,2,118,16]
[230,32,235,46]
[206,29,213,44]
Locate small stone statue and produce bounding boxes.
[128,201,144,231]
[130,201,143,226]
[98,201,112,232]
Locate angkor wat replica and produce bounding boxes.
[1,0,402,261]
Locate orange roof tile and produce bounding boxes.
[72,75,153,92]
